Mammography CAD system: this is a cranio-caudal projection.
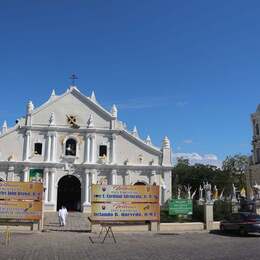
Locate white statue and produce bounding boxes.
[253,182,260,199]
[232,183,237,202]
[199,185,204,201]
[177,187,181,199]
[204,182,212,202]
[186,185,191,199]
[191,189,197,199]
[49,112,55,126]
[87,114,94,128]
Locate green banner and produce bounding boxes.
[169,199,193,215]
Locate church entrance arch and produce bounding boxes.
[57,175,81,212]
[134,181,146,185]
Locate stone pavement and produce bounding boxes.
[1,231,260,259]
[43,212,91,232]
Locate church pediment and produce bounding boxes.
[30,87,113,129]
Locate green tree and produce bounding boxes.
[173,159,235,199]
[222,154,249,189]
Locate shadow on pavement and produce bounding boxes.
[210,229,260,238]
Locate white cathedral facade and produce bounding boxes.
[0,86,173,212]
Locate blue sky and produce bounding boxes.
[1,0,260,166]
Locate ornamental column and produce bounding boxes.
[24,130,31,161]
[84,135,90,163]
[84,170,90,205]
[50,133,57,162]
[112,169,117,185]
[7,166,15,181]
[48,169,55,203]
[23,167,29,182]
[91,169,97,184]
[110,134,116,164]
[91,135,96,163]
[44,169,49,202]
[45,133,52,162]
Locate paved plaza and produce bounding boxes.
[43,212,91,232]
[0,231,260,260]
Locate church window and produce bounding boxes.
[99,145,107,157]
[256,124,259,136]
[65,139,77,156]
[34,143,42,155]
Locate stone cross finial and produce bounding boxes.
[69,73,78,86]
[111,104,117,117]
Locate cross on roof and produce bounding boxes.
[69,73,78,86]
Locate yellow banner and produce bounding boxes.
[91,202,160,222]
[0,201,42,220]
[91,185,159,203]
[0,182,43,201]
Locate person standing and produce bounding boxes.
[58,206,68,226]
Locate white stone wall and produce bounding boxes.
[0,130,24,161]
[116,135,159,165]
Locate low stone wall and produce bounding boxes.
[160,221,220,232]
[160,222,204,232]
[91,221,220,233]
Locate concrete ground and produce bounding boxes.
[0,230,260,260]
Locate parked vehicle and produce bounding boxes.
[220,212,260,236]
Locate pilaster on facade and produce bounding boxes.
[83,169,91,206]
[23,130,31,161]
[44,168,49,202]
[90,169,97,184]
[50,132,57,162]
[84,134,89,163]
[110,134,116,164]
[45,133,51,162]
[48,168,56,204]
[111,169,117,185]
[91,134,96,164]
[7,166,15,181]
[23,167,29,182]
[45,132,57,163]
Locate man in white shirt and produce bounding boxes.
[58,206,68,226]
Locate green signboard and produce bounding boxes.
[169,199,193,215]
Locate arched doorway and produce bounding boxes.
[57,175,81,212]
[134,181,146,185]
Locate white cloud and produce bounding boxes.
[183,139,193,144]
[117,96,173,110]
[173,152,222,168]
